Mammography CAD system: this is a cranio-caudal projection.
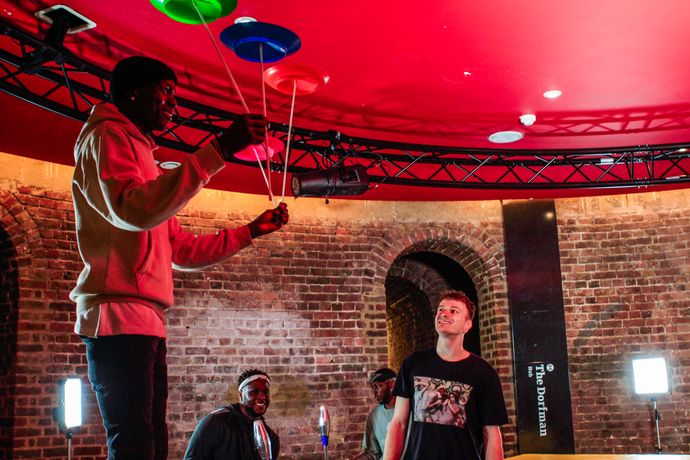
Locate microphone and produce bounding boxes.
[319,404,330,460]
[253,419,272,460]
[319,404,330,446]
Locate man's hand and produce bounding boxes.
[217,114,267,159]
[248,202,289,238]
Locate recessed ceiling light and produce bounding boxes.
[235,16,257,24]
[159,161,181,170]
[543,89,562,99]
[488,131,524,143]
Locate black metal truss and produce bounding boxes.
[3,17,690,190]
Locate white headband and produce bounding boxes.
[239,374,270,392]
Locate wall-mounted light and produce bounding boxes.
[632,357,670,453]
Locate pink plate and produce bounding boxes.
[264,64,329,96]
[234,135,284,161]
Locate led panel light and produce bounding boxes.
[632,357,669,395]
[58,377,82,429]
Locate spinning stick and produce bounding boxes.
[264,64,329,201]
[191,7,281,203]
[151,2,279,202]
[221,20,300,203]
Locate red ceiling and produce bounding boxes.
[2,0,690,200]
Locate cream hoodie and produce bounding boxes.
[71,103,252,320]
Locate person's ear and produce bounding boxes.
[127,88,140,103]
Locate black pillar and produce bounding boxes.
[502,200,575,453]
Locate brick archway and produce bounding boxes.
[0,191,44,457]
[365,224,510,359]
[362,222,517,453]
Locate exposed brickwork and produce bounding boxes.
[368,226,517,452]
[0,224,19,459]
[385,274,433,367]
[386,252,482,363]
[558,200,690,453]
[0,188,107,459]
[0,183,517,459]
[4,170,689,458]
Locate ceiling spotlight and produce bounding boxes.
[488,131,524,144]
[543,89,562,99]
[519,114,536,126]
[291,164,370,198]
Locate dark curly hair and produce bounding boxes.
[238,368,269,388]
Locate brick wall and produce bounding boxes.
[385,274,433,369]
[0,163,514,459]
[1,153,688,458]
[558,194,690,453]
[0,224,19,459]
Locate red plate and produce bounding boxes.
[264,64,329,96]
[234,135,284,161]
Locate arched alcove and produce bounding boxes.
[0,224,18,456]
[385,241,489,370]
[385,275,433,368]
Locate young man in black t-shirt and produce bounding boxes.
[384,291,509,460]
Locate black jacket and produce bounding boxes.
[184,403,280,460]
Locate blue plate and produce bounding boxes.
[220,22,301,63]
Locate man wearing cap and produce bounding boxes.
[184,369,280,460]
[353,368,398,460]
[383,290,508,460]
[71,55,288,460]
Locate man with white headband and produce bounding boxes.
[184,369,280,459]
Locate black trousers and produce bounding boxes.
[82,335,168,460]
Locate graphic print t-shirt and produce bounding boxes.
[393,349,508,460]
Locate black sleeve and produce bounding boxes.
[393,354,413,399]
[184,413,222,460]
[478,363,509,427]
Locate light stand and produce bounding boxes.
[651,397,661,454]
[632,357,669,454]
